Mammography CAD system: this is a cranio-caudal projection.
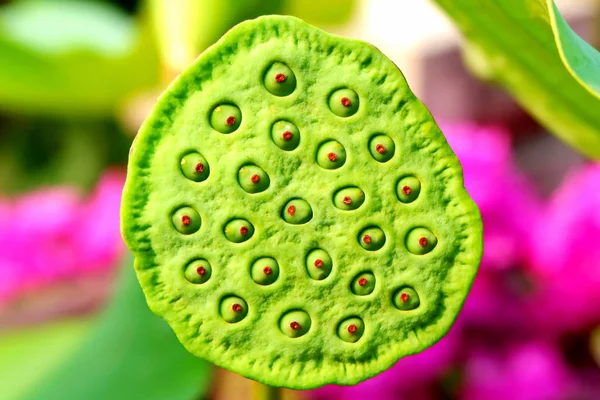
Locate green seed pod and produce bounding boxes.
[121,16,482,389]
[392,287,420,311]
[305,249,333,280]
[279,310,311,338]
[358,226,386,251]
[282,198,313,224]
[251,257,279,285]
[333,187,365,211]
[220,296,248,323]
[350,272,375,296]
[316,140,346,169]
[271,120,300,151]
[406,227,437,255]
[369,135,395,162]
[180,152,210,182]
[171,207,201,234]
[264,62,297,96]
[337,317,365,343]
[396,176,421,203]
[184,259,212,284]
[238,164,270,193]
[329,88,359,117]
[224,219,254,243]
[210,104,241,133]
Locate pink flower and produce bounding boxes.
[528,164,600,332]
[462,341,574,400]
[0,169,125,304]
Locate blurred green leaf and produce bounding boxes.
[434,0,600,159]
[284,0,356,26]
[0,1,159,117]
[23,257,212,400]
[0,319,91,400]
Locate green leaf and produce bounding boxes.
[0,319,91,400]
[434,0,600,160]
[22,257,212,400]
[0,1,159,117]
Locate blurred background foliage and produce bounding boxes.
[0,0,599,399]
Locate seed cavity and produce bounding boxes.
[406,227,437,254]
[271,120,300,151]
[337,317,364,343]
[358,227,385,251]
[369,134,395,162]
[351,271,376,296]
[224,219,254,243]
[333,187,365,211]
[317,140,346,169]
[282,199,313,224]
[172,206,201,234]
[264,62,296,96]
[184,259,212,284]
[329,88,359,117]
[393,287,420,310]
[238,164,270,193]
[220,296,248,323]
[280,310,311,338]
[210,104,241,133]
[305,249,333,280]
[180,152,210,182]
[251,257,279,285]
[396,176,421,203]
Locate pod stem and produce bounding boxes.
[252,381,281,400]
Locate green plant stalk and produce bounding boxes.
[252,381,281,400]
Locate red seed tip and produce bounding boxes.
[327,152,337,162]
[290,321,301,330]
[181,215,191,226]
[275,73,286,83]
[197,266,206,276]
[341,97,351,107]
[282,131,293,141]
[240,226,249,236]
[195,162,204,173]
[347,324,358,334]
[287,205,296,216]
[314,259,324,268]
[251,174,260,184]
[263,266,272,275]
[418,237,428,247]
[400,292,410,303]
[358,277,368,286]
[343,196,352,205]
[375,144,386,154]
[402,185,412,195]
[226,116,236,126]
[232,303,242,312]
[363,235,372,244]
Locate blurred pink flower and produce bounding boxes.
[0,169,126,303]
[441,123,541,271]
[462,341,574,400]
[528,163,600,332]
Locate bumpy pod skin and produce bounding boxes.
[121,16,482,389]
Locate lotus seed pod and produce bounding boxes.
[121,16,482,389]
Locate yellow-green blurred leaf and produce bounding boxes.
[434,0,600,159]
[0,1,160,117]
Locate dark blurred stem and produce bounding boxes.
[252,381,280,400]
